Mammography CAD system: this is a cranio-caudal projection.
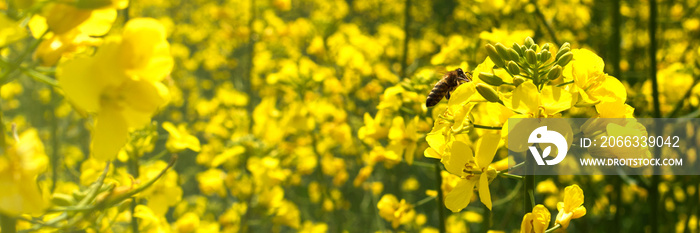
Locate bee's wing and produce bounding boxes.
[434,66,448,77]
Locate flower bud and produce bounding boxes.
[485,44,505,68]
[561,42,571,49]
[557,52,573,67]
[540,50,551,62]
[529,44,538,51]
[96,185,133,204]
[72,189,87,201]
[547,65,563,80]
[45,4,92,34]
[479,72,504,86]
[513,77,526,86]
[541,43,550,51]
[556,47,570,61]
[507,48,520,61]
[507,61,520,74]
[52,193,76,206]
[512,43,523,56]
[476,83,502,104]
[525,49,537,65]
[495,43,510,61]
[524,37,535,48]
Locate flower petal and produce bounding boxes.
[541,85,572,115]
[444,179,477,212]
[506,81,539,114]
[77,8,117,36]
[405,142,417,165]
[572,206,587,219]
[122,79,170,114]
[476,132,501,168]
[92,105,128,160]
[424,147,442,159]
[57,56,101,112]
[520,213,533,233]
[447,82,476,107]
[445,141,473,175]
[478,174,492,210]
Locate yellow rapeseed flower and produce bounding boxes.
[140,161,182,216]
[30,1,127,66]
[555,184,586,229]
[273,200,301,229]
[424,82,478,160]
[443,132,500,211]
[196,168,227,197]
[565,49,626,107]
[387,116,419,165]
[479,28,534,47]
[133,204,170,232]
[0,129,49,216]
[358,111,389,143]
[300,221,328,233]
[581,118,651,163]
[0,14,27,46]
[504,81,572,118]
[520,204,551,233]
[174,212,200,233]
[377,194,416,229]
[163,121,201,153]
[219,202,247,232]
[57,18,173,161]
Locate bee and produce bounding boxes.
[426,68,472,107]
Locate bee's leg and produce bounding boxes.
[446,92,451,100]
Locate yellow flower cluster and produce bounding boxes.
[58,17,173,161]
[520,184,586,233]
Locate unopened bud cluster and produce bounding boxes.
[481,37,573,92]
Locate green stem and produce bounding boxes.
[531,0,560,45]
[20,67,59,87]
[0,100,16,232]
[612,176,622,233]
[412,161,437,169]
[50,89,59,193]
[524,151,535,211]
[1,215,16,233]
[415,195,437,207]
[648,0,661,233]
[400,0,411,78]
[99,155,176,209]
[472,124,502,130]
[76,162,110,207]
[555,80,574,87]
[0,53,58,87]
[52,157,175,230]
[128,152,140,233]
[509,161,525,171]
[497,172,523,180]
[434,161,446,233]
[0,30,48,84]
[544,224,562,233]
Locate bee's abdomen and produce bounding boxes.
[426,81,449,107]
